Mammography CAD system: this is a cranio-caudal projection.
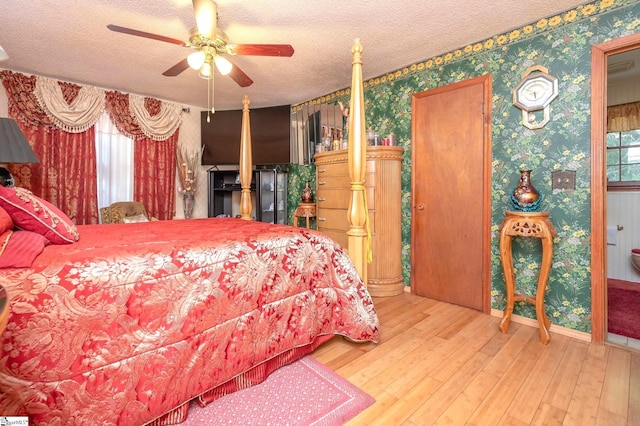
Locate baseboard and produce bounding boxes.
[402,287,592,343]
[490,309,592,343]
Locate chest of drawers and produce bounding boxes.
[315,146,404,297]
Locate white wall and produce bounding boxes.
[607,192,640,282]
[0,79,207,219]
[0,87,7,117]
[174,108,207,219]
[608,76,640,106]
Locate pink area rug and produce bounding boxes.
[608,278,640,340]
[181,356,374,426]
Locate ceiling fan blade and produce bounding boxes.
[225,58,253,87]
[228,44,294,57]
[192,0,217,39]
[107,24,187,46]
[162,58,190,77]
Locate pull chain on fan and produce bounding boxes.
[207,74,214,121]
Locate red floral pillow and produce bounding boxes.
[0,230,48,268]
[0,206,12,234]
[0,186,79,245]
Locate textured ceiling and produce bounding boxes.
[0,0,589,111]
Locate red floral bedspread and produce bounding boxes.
[0,218,379,425]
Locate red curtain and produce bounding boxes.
[1,71,178,223]
[133,137,177,220]
[105,91,177,220]
[1,71,99,224]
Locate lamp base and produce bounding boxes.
[0,167,15,187]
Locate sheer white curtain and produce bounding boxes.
[94,111,134,214]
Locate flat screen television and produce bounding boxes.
[201,105,291,165]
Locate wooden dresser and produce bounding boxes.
[315,146,404,297]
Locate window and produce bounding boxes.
[606,129,640,190]
[94,112,134,213]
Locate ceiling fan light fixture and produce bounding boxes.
[187,51,206,70]
[199,62,214,80]
[214,55,232,75]
[108,0,292,87]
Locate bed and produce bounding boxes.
[0,39,374,425]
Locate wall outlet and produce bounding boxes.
[551,170,576,191]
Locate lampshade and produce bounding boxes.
[214,56,232,75]
[0,117,39,187]
[199,62,214,80]
[187,51,206,70]
[0,118,38,164]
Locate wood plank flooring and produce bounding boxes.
[311,292,640,425]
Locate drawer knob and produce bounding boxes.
[318,181,326,185]
[416,204,425,210]
[318,168,327,173]
[318,217,326,221]
[317,197,326,201]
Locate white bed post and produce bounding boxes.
[347,39,368,285]
[239,95,253,220]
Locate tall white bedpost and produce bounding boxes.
[239,95,253,220]
[347,39,368,285]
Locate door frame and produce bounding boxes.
[410,74,492,313]
[590,32,640,344]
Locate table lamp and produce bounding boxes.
[0,118,39,187]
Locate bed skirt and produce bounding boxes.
[147,335,334,425]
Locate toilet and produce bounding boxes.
[632,249,640,272]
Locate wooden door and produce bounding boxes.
[410,75,492,312]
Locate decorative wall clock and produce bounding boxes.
[513,65,559,130]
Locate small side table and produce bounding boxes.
[293,203,316,229]
[499,211,557,344]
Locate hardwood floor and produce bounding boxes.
[311,292,640,425]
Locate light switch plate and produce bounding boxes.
[551,170,576,191]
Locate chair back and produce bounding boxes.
[100,202,149,224]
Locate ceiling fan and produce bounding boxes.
[107,0,294,88]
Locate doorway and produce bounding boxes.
[591,32,640,344]
[410,75,492,312]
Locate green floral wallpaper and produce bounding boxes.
[287,164,316,226]
[289,0,640,333]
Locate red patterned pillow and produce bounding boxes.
[0,206,12,234]
[0,186,79,244]
[0,230,48,268]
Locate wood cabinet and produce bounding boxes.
[315,146,404,297]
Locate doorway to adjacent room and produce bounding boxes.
[591,31,640,344]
